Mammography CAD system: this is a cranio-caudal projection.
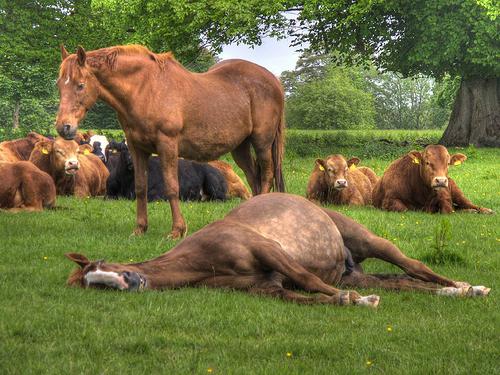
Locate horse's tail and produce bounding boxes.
[272,110,286,192]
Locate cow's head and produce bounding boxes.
[66,253,147,291]
[315,155,360,190]
[119,144,134,171]
[35,137,91,175]
[408,145,466,190]
[55,46,100,140]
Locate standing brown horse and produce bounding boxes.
[55,45,285,238]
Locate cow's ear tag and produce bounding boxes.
[83,149,90,155]
[349,164,356,171]
[318,165,325,171]
[41,148,49,155]
[453,160,461,166]
[412,157,420,164]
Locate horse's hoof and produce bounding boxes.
[470,286,491,296]
[165,228,187,240]
[354,294,380,308]
[479,207,494,214]
[131,227,146,237]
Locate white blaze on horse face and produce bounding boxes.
[64,76,70,85]
[84,269,128,290]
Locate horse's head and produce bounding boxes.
[65,253,147,291]
[56,46,99,140]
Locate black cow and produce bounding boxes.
[105,140,125,172]
[106,143,227,202]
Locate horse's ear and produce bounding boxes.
[76,46,86,66]
[60,44,69,61]
[65,253,90,269]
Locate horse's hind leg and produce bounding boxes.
[253,146,274,194]
[250,239,379,307]
[323,209,457,287]
[341,271,490,297]
[231,139,259,195]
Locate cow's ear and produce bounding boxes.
[408,151,422,165]
[60,44,69,61]
[65,253,90,269]
[315,158,327,172]
[347,157,360,169]
[37,140,53,155]
[450,153,467,166]
[78,144,92,155]
[76,46,86,66]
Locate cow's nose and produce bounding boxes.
[67,160,79,168]
[433,176,448,187]
[335,179,348,188]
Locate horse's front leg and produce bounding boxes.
[128,143,150,236]
[156,135,187,239]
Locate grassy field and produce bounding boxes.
[0,134,499,374]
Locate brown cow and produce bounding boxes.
[0,161,56,212]
[208,160,252,200]
[373,145,493,214]
[306,155,376,206]
[29,137,109,197]
[358,166,379,186]
[0,132,48,162]
[65,193,490,306]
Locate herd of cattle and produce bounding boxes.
[0,130,492,215]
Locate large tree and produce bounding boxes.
[288,0,499,146]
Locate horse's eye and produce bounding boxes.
[328,168,333,172]
[77,82,85,90]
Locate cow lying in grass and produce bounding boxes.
[306,155,376,206]
[373,145,493,214]
[208,160,252,200]
[0,161,56,212]
[29,137,109,198]
[0,132,48,162]
[66,193,490,306]
[106,143,227,201]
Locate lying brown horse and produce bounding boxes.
[66,193,490,306]
[55,45,285,238]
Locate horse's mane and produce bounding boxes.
[66,45,175,71]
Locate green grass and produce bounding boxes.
[0,143,499,374]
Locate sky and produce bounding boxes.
[220,36,302,76]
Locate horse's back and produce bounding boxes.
[207,59,283,100]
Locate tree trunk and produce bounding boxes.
[440,78,500,147]
[12,99,20,129]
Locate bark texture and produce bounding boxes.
[440,78,500,147]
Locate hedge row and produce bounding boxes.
[284,129,443,159]
[0,127,443,159]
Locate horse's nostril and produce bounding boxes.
[63,124,71,133]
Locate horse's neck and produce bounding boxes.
[94,55,190,116]
[132,246,202,289]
